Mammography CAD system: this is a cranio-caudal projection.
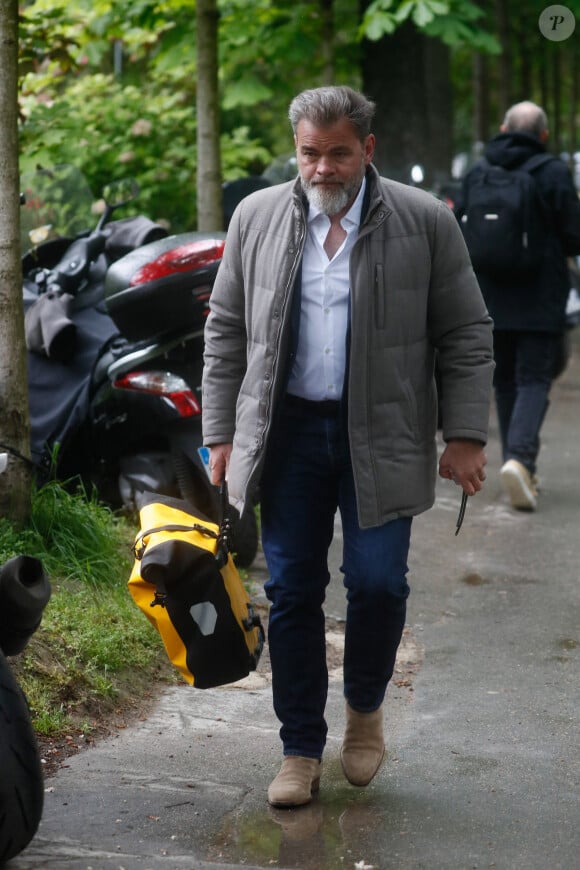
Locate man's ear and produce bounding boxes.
[364,133,376,165]
[500,124,507,132]
[540,129,549,144]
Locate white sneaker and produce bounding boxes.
[500,459,537,511]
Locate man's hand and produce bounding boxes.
[208,443,233,487]
[439,439,487,496]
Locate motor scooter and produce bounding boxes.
[22,165,258,567]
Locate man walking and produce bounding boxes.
[456,101,580,510]
[202,86,494,807]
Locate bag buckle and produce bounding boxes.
[150,590,167,608]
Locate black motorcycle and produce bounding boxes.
[0,546,51,865]
[21,166,258,567]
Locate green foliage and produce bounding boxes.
[20,72,197,230]
[29,481,132,586]
[1,480,170,736]
[218,0,362,149]
[18,4,80,80]
[18,0,364,223]
[17,580,166,736]
[17,0,577,227]
[0,479,131,585]
[20,72,271,231]
[19,0,277,229]
[361,0,500,51]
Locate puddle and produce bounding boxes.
[206,759,411,869]
[557,637,578,650]
[461,572,487,586]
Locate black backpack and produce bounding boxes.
[459,154,554,278]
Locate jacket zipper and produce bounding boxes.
[259,200,307,450]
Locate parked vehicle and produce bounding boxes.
[21,165,258,567]
[0,536,51,864]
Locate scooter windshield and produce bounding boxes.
[19,164,95,254]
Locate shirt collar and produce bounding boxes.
[307,175,367,229]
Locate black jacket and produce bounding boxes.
[455,132,580,332]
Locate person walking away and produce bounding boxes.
[455,100,580,511]
[202,86,494,808]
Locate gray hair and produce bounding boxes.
[288,86,376,141]
[502,101,548,140]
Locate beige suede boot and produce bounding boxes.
[267,756,322,808]
[340,703,385,786]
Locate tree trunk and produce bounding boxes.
[361,20,453,188]
[569,47,578,161]
[551,45,561,154]
[494,0,512,114]
[424,37,453,189]
[319,0,335,85]
[0,0,32,523]
[472,53,490,145]
[196,0,223,231]
[518,26,532,98]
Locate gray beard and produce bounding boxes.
[302,179,351,216]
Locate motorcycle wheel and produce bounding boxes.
[0,650,44,864]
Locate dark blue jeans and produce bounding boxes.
[260,405,412,759]
[493,330,561,475]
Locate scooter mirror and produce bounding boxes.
[103,178,139,209]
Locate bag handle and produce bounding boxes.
[216,481,233,567]
[133,522,218,560]
[132,482,235,566]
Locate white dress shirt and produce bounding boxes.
[287,177,366,402]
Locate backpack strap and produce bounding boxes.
[519,153,554,217]
[519,153,555,174]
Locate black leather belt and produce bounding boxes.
[284,394,341,417]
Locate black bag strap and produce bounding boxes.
[519,153,554,174]
[133,482,236,567]
[477,154,554,220]
[519,154,554,219]
[216,481,234,568]
[133,522,218,560]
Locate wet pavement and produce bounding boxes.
[9,335,580,870]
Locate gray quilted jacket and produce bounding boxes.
[202,165,494,527]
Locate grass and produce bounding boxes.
[1,481,174,737]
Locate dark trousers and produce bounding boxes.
[259,404,412,759]
[493,330,561,475]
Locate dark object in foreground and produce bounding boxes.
[0,556,51,864]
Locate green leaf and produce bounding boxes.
[393,1,415,23]
[412,2,435,27]
[362,11,397,40]
[222,77,273,110]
